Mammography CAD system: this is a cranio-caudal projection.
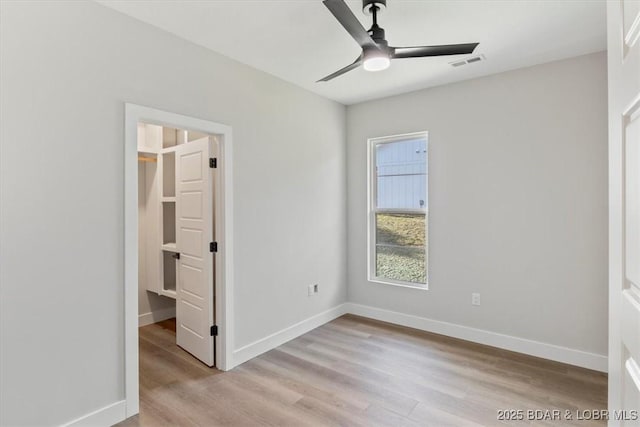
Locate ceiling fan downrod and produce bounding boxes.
[363,0,387,45]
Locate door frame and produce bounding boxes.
[124,103,234,417]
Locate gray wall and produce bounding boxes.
[346,52,608,356]
[0,1,346,425]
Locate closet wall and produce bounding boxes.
[138,157,174,322]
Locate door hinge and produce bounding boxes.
[209,158,217,168]
[210,325,218,336]
[210,241,218,253]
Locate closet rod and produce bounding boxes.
[138,157,157,163]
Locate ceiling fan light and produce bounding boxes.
[363,52,390,72]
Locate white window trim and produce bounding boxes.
[367,131,429,290]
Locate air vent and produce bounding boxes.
[449,54,486,68]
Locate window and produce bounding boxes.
[368,132,428,288]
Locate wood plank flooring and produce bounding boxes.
[116,315,607,426]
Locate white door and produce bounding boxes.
[608,1,640,424]
[175,137,216,367]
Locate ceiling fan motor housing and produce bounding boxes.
[368,26,387,45]
[363,0,386,15]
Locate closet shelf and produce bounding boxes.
[162,243,178,252]
[161,290,177,300]
[138,149,158,155]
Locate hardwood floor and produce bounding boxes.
[117,315,607,426]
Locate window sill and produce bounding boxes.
[368,278,429,291]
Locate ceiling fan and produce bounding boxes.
[318,0,479,82]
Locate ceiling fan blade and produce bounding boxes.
[323,0,378,50]
[317,57,363,82]
[392,43,479,59]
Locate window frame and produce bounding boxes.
[367,131,429,290]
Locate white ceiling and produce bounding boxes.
[97,0,607,105]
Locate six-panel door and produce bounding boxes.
[175,137,215,367]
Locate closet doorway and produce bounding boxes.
[124,104,234,418]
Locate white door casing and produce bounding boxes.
[608,1,640,425]
[176,137,216,367]
[125,104,233,417]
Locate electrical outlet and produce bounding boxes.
[308,284,319,296]
[472,293,481,306]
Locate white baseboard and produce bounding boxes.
[62,400,126,427]
[345,303,607,372]
[232,304,348,367]
[138,306,176,327]
[230,302,606,372]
